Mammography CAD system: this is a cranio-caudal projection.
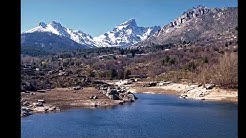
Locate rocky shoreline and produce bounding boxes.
[128,81,238,103]
[21,79,237,117]
[21,85,138,117]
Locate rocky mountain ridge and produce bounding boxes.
[133,6,238,48]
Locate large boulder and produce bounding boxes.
[204,84,215,90]
[127,92,138,101]
[122,92,138,102]
[33,102,43,107]
[21,110,31,117]
[21,106,32,117]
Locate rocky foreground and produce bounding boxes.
[21,85,138,117]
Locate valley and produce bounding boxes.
[21,6,238,117]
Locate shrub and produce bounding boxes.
[196,64,215,85]
[213,52,238,88]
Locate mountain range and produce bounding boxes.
[21,19,161,53]
[21,5,237,54]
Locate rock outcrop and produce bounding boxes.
[179,84,215,100]
[133,6,237,48]
[21,98,61,117]
[102,86,138,102]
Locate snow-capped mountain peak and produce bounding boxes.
[24,21,96,47]
[93,19,161,47]
[25,21,63,35]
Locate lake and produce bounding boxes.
[21,93,238,138]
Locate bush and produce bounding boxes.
[197,64,214,85]
[213,52,238,88]
[196,52,237,89]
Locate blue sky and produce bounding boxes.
[21,0,237,37]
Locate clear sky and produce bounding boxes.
[21,0,237,37]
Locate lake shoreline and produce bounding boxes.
[127,81,238,104]
[21,80,237,117]
[21,87,128,117]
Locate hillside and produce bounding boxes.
[133,6,237,48]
